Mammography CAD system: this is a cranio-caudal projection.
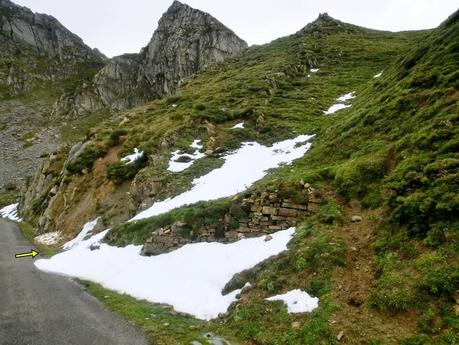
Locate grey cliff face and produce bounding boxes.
[72,0,248,113]
[0,0,106,98]
[0,0,104,60]
[0,0,106,187]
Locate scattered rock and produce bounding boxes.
[256,114,265,129]
[348,295,364,307]
[291,321,301,330]
[89,243,100,251]
[264,235,273,242]
[337,330,344,341]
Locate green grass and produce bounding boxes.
[0,190,18,208]
[84,281,242,345]
[59,109,111,143]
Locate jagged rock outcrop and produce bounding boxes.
[63,0,248,114]
[0,0,104,59]
[0,0,106,97]
[0,0,106,187]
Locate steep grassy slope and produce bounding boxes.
[20,11,458,345]
[212,11,459,345]
[25,15,426,236]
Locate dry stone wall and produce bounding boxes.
[141,185,323,256]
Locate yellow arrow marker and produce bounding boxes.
[15,249,39,259]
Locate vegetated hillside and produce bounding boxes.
[21,10,458,345]
[20,13,423,238]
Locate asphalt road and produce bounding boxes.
[0,218,148,345]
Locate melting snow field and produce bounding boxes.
[63,218,100,250]
[0,203,21,221]
[168,140,205,173]
[35,227,296,320]
[132,134,313,221]
[266,289,318,313]
[34,134,317,319]
[121,148,144,164]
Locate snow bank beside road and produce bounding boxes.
[36,227,296,320]
[0,203,21,221]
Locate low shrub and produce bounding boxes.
[108,129,128,146]
[66,145,107,174]
[107,153,148,185]
[368,271,415,314]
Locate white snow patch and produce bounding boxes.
[121,148,144,164]
[266,289,318,313]
[168,140,205,173]
[63,218,100,250]
[310,68,319,73]
[374,71,383,78]
[35,227,296,320]
[171,103,178,108]
[0,203,21,221]
[133,134,313,221]
[336,91,355,102]
[323,103,352,115]
[190,139,203,150]
[34,232,61,246]
[323,91,355,115]
[231,122,244,129]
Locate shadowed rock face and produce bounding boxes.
[0,0,104,59]
[0,0,106,97]
[73,0,248,113]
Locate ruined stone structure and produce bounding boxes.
[141,185,323,256]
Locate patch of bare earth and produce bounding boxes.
[52,146,131,240]
[329,200,419,344]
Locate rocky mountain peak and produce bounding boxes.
[299,12,356,35]
[64,1,248,115]
[0,0,105,60]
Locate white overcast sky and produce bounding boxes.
[12,0,459,57]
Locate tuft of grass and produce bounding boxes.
[0,190,18,208]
